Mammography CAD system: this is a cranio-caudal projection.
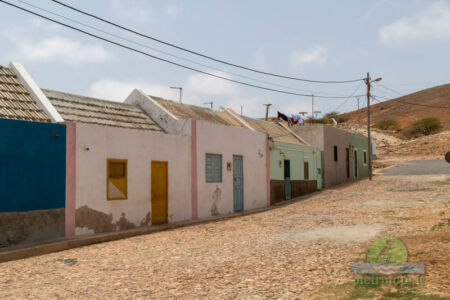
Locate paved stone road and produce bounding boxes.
[380,159,450,175]
[0,166,449,299]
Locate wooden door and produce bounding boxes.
[284,160,291,200]
[346,148,350,178]
[233,155,244,212]
[151,161,168,224]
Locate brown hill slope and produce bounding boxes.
[340,84,450,130]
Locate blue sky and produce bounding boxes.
[1,0,449,118]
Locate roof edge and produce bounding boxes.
[9,62,64,123]
[277,121,310,145]
[223,108,255,131]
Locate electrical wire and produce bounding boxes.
[1,0,365,99]
[372,93,450,109]
[51,0,364,84]
[15,0,355,97]
[329,81,364,113]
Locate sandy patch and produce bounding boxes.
[362,199,422,207]
[277,223,384,243]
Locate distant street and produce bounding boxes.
[380,159,450,175]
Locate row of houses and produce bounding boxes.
[0,62,371,247]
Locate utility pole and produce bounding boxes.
[314,110,322,119]
[240,105,243,116]
[365,73,372,181]
[364,73,382,181]
[263,103,272,121]
[204,101,213,109]
[170,86,182,103]
[311,94,314,125]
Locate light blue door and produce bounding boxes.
[233,155,244,212]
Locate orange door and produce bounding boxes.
[151,161,168,224]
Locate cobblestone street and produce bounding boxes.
[1,171,449,299]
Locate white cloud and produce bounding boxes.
[111,0,153,23]
[2,21,113,65]
[165,4,181,16]
[290,45,328,68]
[16,37,113,65]
[87,79,173,102]
[184,71,238,98]
[379,1,450,45]
[252,47,269,70]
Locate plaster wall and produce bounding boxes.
[351,133,370,179]
[292,125,325,151]
[0,118,66,245]
[269,141,319,181]
[195,121,268,219]
[74,123,192,235]
[322,125,353,188]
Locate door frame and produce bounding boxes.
[151,160,168,224]
[232,155,244,212]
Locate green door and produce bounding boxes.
[284,160,291,200]
[233,155,244,212]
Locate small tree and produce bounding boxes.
[373,120,401,131]
[403,117,442,138]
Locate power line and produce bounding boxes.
[372,93,450,109]
[1,0,364,99]
[16,0,358,97]
[330,81,364,112]
[374,83,450,108]
[374,83,404,96]
[51,0,364,84]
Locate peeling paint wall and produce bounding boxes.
[74,123,191,235]
[195,121,268,218]
[0,118,66,246]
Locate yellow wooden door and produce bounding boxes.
[151,161,168,224]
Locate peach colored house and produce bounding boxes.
[126,90,270,219]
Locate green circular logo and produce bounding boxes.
[368,236,407,264]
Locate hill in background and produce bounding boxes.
[340,84,450,130]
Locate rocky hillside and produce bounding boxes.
[340,84,450,130]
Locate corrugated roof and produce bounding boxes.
[241,116,306,145]
[0,65,50,122]
[44,89,163,131]
[151,96,243,127]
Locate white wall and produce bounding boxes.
[75,123,192,235]
[195,121,268,218]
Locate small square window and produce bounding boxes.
[107,159,127,200]
[205,153,222,183]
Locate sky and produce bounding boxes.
[0,0,449,118]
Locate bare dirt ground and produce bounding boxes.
[0,171,448,299]
[338,124,449,171]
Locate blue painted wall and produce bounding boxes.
[0,118,66,212]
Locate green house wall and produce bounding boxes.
[351,133,370,179]
[269,140,322,189]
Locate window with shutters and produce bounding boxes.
[107,159,127,200]
[205,153,222,183]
